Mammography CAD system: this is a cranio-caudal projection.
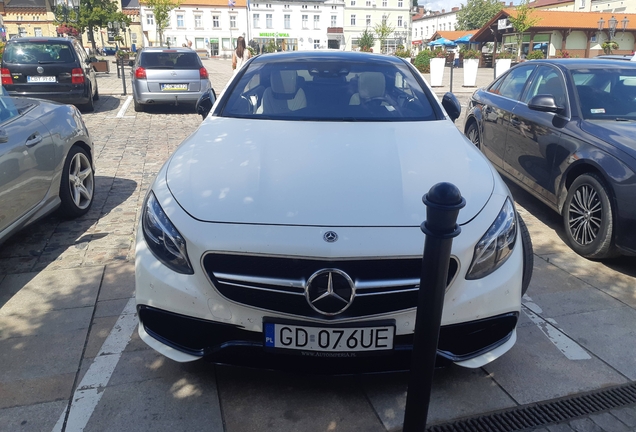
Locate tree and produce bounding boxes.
[359,28,375,52]
[507,0,540,61]
[144,0,182,46]
[373,15,395,54]
[77,0,129,51]
[455,0,502,31]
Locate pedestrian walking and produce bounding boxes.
[232,36,251,74]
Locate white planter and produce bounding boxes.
[429,57,445,87]
[463,58,479,87]
[495,58,512,78]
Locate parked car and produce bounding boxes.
[464,59,636,259]
[594,54,635,61]
[130,47,212,112]
[0,88,95,245]
[1,37,99,112]
[135,51,533,373]
[102,46,117,56]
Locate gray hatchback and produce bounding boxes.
[131,47,211,112]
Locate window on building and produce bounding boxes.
[17,16,23,21]
[580,0,586,7]
[146,14,154,25]
[253,14,259,28]
[222,38,231,50]
[351,0,356,5]
[314,15,320,29]
[284,4,290,8]
[382,15,387,23]
[398,16,402,27]
[332,5,337,9]
[331,15,337,26]
[266,14,272,28]
[366,15,371,26]
[398,0,403,6]
[302,5,308,9]
[302,14,308,28]
[266,3,271,7]
[195,15,202,28]
[382,0,387,6]
[177,14,184,28]
[314,39,320,49]
[34,27,42,37]
[314,5,320,9]
[230,15,237,27]
[366,0,371,5]
[442,23,446,30]
[351,14,356,25]
[214,15,221,28]
[285,14,291,28]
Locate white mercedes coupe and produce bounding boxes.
[135,51,533,373]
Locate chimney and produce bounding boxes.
[442,8,445,12]
[451,6,459,11]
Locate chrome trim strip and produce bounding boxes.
[220,280,305,295]
[356,287,420,296]
[214,272,305,289]
[355,279,420,290]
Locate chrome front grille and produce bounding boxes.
[203,253,459,320]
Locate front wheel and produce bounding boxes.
[519,215,533,296]
[58,146,95,218]
[466,121,480,149]
[562,173,618,259]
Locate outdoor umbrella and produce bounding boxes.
[428,37,456,47]
[454,34,473,44]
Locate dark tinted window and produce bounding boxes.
[222,59,437,121]
[140,51,202,69]
[3,42,76,64]
[524,66,567,108]
[573,67,636,120]
[496,65,536,101]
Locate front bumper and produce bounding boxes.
[138,305,518,373]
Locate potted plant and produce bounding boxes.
[461,47,480,87]
[89,56,110,73]
[555,50,571,58]
[495,50,514,78]
[429,48,446,87]
[601,40,619,54]
[413,49,434,73]
[526,50,545,60]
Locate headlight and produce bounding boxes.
[142,192,193,274]
[466,197,517,280]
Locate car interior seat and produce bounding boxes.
[349,72,386,105]
[57,48,74,63]
[176,55,194,68]
[258,70,307,114]
[537,76,566,107]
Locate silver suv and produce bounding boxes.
[131,47,212,112]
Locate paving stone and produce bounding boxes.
[570,418,605,432]
[589,412,632,432]
[547,424,577,432]
[612,406,636,428]
[0,400,68,431]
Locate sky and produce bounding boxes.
[419,0,521,14]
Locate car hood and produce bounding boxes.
[580,120,636,160]
[165,118,495,227]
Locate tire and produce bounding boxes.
[93,83,100,101]
[518,215,533,296]
[562,173,618,259]
[81,88,95,112]
[466,121,480,149]
[134,97,144,112]
[58,146,95,218]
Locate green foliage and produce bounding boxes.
[413,49,438,73]
[455,0,503,31]
[526,49,544,60]
[508,0,541,60]
[433,48,446,58]
[247,46,256,56]
[394,48,412,58]
[601,40,618,54]
[264,40,277,53]
[0,42,5,62]
[373,16,395,53]
[555,50,570,58]
[359,28,375,52]
[460,46,481,59]
[496,50,515,59]
[77,0,129,50]
[145,0,182,46]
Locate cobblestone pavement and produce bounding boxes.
[1,57,636,432]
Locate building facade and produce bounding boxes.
[529,0,636,13]
[343,0,411,52]
[411,6,459,47]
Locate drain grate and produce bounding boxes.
[426,382,636,432]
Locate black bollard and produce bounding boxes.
[403,182,465,432]
[120,58,127,95]
[449,64,454,94]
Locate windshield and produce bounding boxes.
[572,68,636,120]
[3,42,76,64]
[221,58,437,121]
[139,51,202,69]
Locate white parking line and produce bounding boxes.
[522,295,591,361]
[116,96,133,118]
[52,298,137,432]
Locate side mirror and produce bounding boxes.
[196,88,216,119]
[442,92,461,122]
[88,56,98,63]
[528,95,562,113]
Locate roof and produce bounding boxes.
[4,0,45,9]
[141,0,247,6]
[122,0,140,8]
[528,0,573,8]
[472,9,636,42]
[430,30,473,42]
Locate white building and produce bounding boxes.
[343,0,412,52]
[248,0,346,52]
[411,6,459,46]
[140,0,249,57]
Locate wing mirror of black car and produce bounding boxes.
[442,92,461,122]
[528,95,563,113]
[196,88,216,119]
[88,56,98,63]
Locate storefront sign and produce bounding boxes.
[258,32,290,38]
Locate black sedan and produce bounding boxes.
[464,59,636,259]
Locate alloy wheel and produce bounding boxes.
[68,152,94,210]
[567,184,602,245]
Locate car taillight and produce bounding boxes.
[135,67,147,79]
[199,67,209,79]
[1,68,13,85]
[71,68,84,84]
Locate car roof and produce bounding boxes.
[514,58,636,70]
[7,37,76,44]
[140,47,194,53]
[249,50,409,66]
[594,54,634,61]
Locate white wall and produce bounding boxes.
[343,0,411,52]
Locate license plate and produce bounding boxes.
[161,83,188,91]
[27,76,56,83]
[264,321,394,353]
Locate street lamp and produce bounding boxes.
[49,0,80,24]
[621,16,629,35]
[108,21,128,47]
[608,15,618,40]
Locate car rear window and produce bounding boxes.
[221,58,438,122]
[3,42,76,64]
[139,51,202,69]
[572,68,636,120]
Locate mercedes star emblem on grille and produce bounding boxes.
[305,269,355,316]
[323,231,338,242]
